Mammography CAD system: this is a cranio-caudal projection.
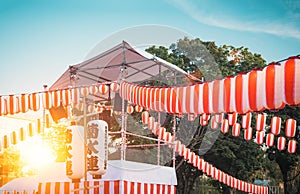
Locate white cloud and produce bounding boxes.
[169,0,300,40]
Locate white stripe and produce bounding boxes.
[182,87,187,113]
[230,77,236,112]
[198,84,204,114]
[208,82,214,113]
[164,88,168,112]
[243,73,250,113]
[274,65,284,108]
[218,80,224,112]
[175,87,180,113]
[190,85,195,114]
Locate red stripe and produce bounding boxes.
[248,71,257,111]
[64,182,70,194]
[93,181,99,194]
[144,183,148,194]
[45,182,51,194]
[224,76,232,112]
[130,182,135,194]
[265,64,276,109]
[203,83,209,113]
[235,74,243,113]
[212,80,220,113]
[104,181,110,194]
[74,182,79,194]
[124,181,128,194]
[114,180,120,194]
[137,182,141,194]
[55,182,60,193]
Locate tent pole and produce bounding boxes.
[157,112,161,165]
[172,115,176,168]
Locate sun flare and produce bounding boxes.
[17,136,56,173]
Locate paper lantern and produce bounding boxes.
[221,119,229,134]
[283,57,300,106]
[202,83,210,114]
[200,115,208,126]
[29,93,40,111]
[223,76,236,113]
[248,70,265,112]
[270,116,281,135]
[288,139,297,154]
[232,123,241,137]
[52,90,61,107]
[148,116,155,130]
[99,84,109,95]
[71,88,80,105]
[235,73,250,114]
[86,120,108,178]
[89,85,98,95]
[159,127,166,141]
[110,82,119,92]
[210,116,219,129]
[135,105,143,112]
[142,111,149,125]
[80,87,89,97]
[263,63,285,110]
[126,104,134,114]
[228,112,237,126]
[212,79,224,113]
[20,94,29,113]
[285,118,296,138]
[244,127,253,140]
[256,113,266,131]
[7,95,17,115]
[11,131,17,145]
[174,140,181,152]
[153,122,160,136]
[242,112,252,129]
[256,131,265,145]
[66,125,85,182]
[277,136,286,151]
[61,89,71,106]
[266,133,275,147]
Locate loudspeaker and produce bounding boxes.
[49,105,68,123]
[113,92,127,112]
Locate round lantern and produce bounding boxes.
[86,120,108,178]
[110,82,119,92]
[266,133,275,147]
[200,115,208,126]
[29,93,40,111]
[210,116,219,129]
[283,57,300,106]
[256,131,265,145]
[215,113,224,123]
[232,123,241,137]
[256,113,266,131]
[20,94,29,113]
[126,104,134,114]
[270,116,281,135]
[227,112,237,126]
[66,125,85,182]
[188,114,196,121]
[61,89,71,106]
[288,139,297,154]
[221,119,229,134]
[244,127,253,140]
[142,111,149,125]
[277,136,286,151]
[80,87,89,97]
[285,118,296,138]
[89,85,98,95]
[99,84,109,95]
[153,122,160,136]
[148,116,155,130]
[242,112,252,129]
[135,105,143,112]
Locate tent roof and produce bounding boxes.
[50,41,188,91]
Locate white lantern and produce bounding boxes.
[86,120,108,179]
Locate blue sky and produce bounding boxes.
[0,0,300,95]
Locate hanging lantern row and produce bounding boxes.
[140,110,268,194]
[120,57,300,115]
[193,111,298,154]
[0,82,120,116]
[0,118,43,152]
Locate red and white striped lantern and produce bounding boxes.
[159,127,166,141]
[248,69,266,112]
[110,82,119,92]
[256,113,266,131]
[80,87,89,97]
[29,93,40,111]
[277,136,286,151]
[210,116,219,129]
[51,90,61,107]
[71,88,80,105]
[235,73,250,114]
[148,116,155,130]
[287,139,297,154]
[221,119,229,134]
[228,112,237,126]
[200,115,208,126]
[285,118,296,138]
[61,89,71,106]
[263,63,285,110]
[142,111,149,125]
[20,94,29,113]
[89,85,98,95]
[283,57,300,106]
[135,105,143,112]
[266,133,275,147]
[270,116,281,135]
[126,104,134,114]
[256,131,265,145]
[223,76,236,113]
[99,84,109,95]
[242,112,252,129]
[188,114,196,121]
[232,123,241,137]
